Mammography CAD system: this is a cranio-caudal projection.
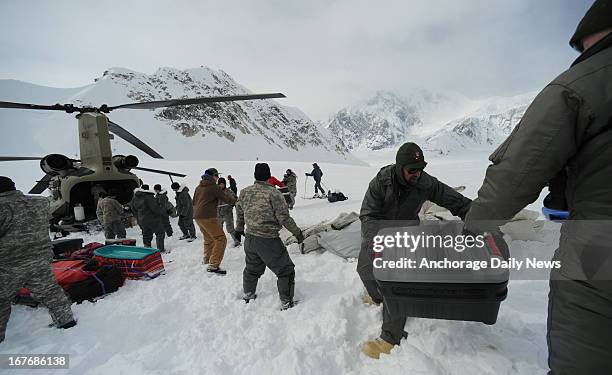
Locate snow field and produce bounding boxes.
[1,155,554,374]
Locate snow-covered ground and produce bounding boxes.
[1,153,556,374]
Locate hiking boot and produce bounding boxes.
[242,291,257,303]
[280,299,295,310]
[362,294,382,306]
[207,265,227,275]
[179,235,189,240]
[362,338,395,359]
[57,320,77,330]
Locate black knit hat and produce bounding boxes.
[217,177,227,186]
[396,142,427,169]
[141,184,150,190]
[0,176,16,193]
[570,0,612,52]
[254,163,271,181]
[171,182,180,190]
[153,184,162,191]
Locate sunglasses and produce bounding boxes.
[406,168,424,174]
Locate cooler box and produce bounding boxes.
[104,238,137,246]
[93,245,165,280]
[51,238,84,258]
[373,222,508,325]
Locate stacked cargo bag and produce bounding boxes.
[374,221,509,325]
[67,260,125,303]
[69,242,105,259]
[104,238,137,246]
[93,245,165,280]
[51,238,84,258]
[15,259,124,305]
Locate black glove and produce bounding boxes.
[294,231,305,244]
[235,230,244,243]
[305,173,309,176]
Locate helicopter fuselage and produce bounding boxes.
[48,112,139,225]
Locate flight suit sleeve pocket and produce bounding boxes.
[489,123,522,164]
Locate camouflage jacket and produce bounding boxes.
[96,197,124,225]
[217,188,236,218]
[236,181,301,238]
[0,190,54,266]
[283,172,298,194]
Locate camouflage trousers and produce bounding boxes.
[104,220,126,239]
[243,234,295,304]
[0,262,74,342]
[218,211,240,246]
[218,211,235,235]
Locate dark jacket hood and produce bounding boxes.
[569,0,612,52]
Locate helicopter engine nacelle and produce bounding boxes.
[112,155,139,170]
[40,154,73,175]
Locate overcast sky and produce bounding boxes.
[0,0,593,120]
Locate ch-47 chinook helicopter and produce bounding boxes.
[0,93,285,231]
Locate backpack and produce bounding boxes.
[327,191,348,203]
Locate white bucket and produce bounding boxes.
[74,204,85,221]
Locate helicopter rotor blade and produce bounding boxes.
[107,120,164,159]
[0,101,70,111]
[29,174,53,194]
[107,93,285,111]
[133,166,186,178]
[0,156,43,161]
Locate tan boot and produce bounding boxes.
[362,338,395,359]
[362,294,381,306]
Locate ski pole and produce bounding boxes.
[303,176,308,199]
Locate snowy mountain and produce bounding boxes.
[326,91,421,150]
[423,93,537,155]
[0,67,360,165]
[328,89,538,155]
[326,89,473,151]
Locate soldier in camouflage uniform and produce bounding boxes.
[97,190,126,239]
[235,163,304,309]
[216,178,240,247]
[282,169,297,209]
[0,177,76,342]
